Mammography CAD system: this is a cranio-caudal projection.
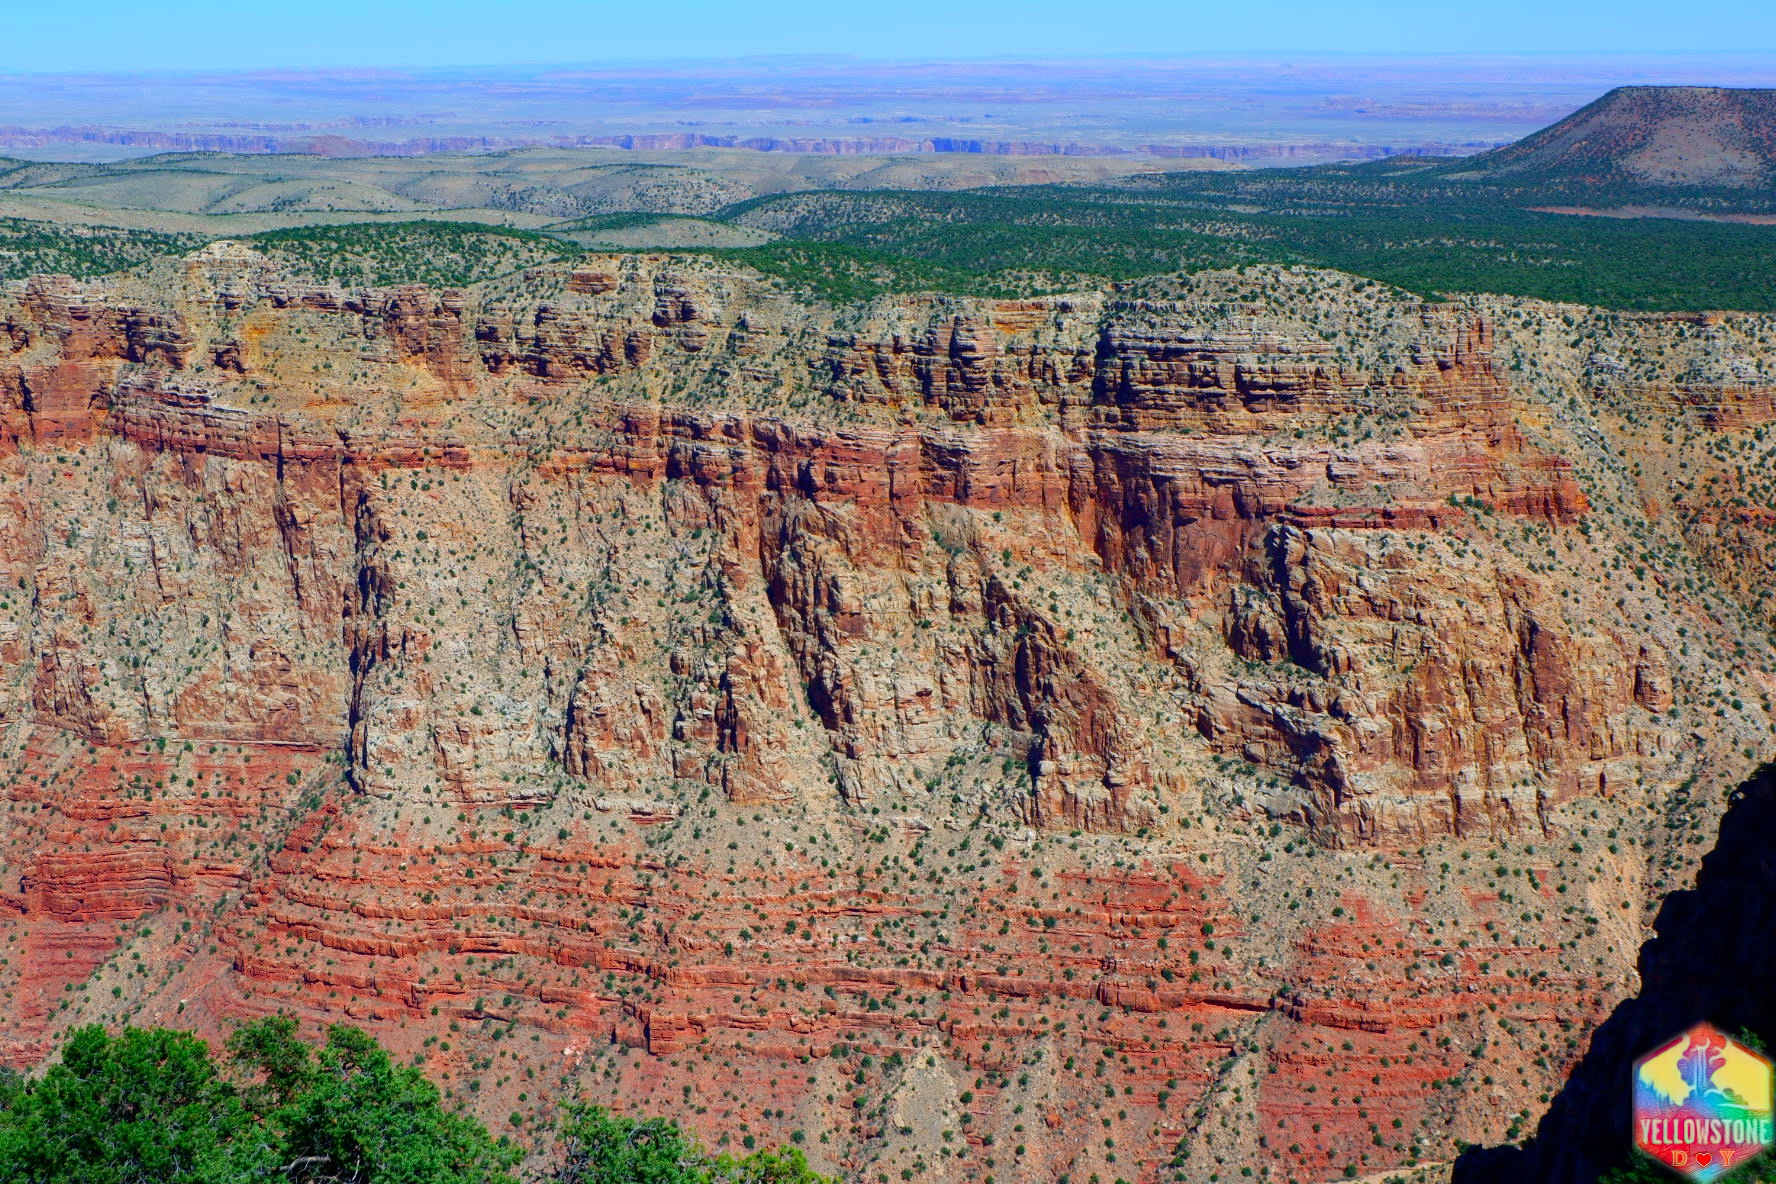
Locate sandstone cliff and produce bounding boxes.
[0,245,1770,1183]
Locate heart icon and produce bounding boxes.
[1697,1153,1713,1166]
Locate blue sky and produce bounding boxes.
[6,0,1774,71]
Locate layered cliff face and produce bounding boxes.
[0,245,1771,1183]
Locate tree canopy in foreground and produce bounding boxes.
[0,1021,830,1184]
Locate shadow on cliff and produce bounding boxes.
[1454,764,1776,1184]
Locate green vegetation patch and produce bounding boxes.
[250,220,580,288]
[0,1021,831,1184]
[711,240,1002,303]
[707,179,1776,311]
[0,217,204,283]
[544,213,685,235]
[555,1104,832,1184]
[0,1019,518,1183]
[1239,207,1776,311]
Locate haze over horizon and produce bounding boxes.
[6,0,1774,169]
[4,51,1776,167]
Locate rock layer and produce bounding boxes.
[0,250,1770,1183]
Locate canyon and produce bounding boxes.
[0,126,1501,162]
[0,242,1773,1183]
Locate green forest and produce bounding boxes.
[0,1021,829,1184]
[706,181,1776,310]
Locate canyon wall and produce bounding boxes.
[0,247,1771,1183]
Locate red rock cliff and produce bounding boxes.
[0,250,1765,1184]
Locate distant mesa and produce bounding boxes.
[1443,86,1776,188]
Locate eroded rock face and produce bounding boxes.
[0,250,1769,1183]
